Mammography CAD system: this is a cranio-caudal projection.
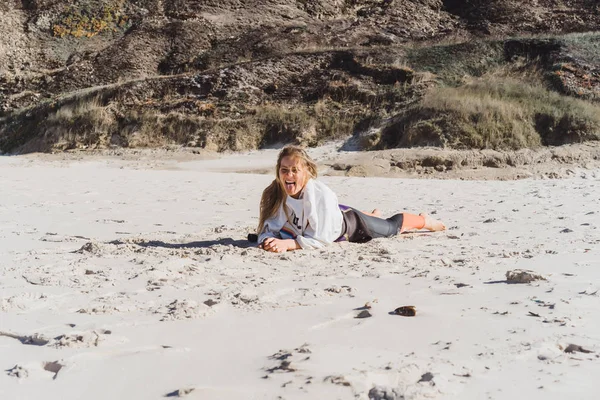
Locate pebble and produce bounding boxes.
[564,344,593,354]
[394,306,416,317]
[203,299,219,307]
[418,372,434,383]
[506,269,546,284]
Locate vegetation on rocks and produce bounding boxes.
[375,77,600,150]
[1,0,600,154]
[52,2,130,38]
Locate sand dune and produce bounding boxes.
[1,150,599,400]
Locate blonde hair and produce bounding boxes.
[258,146,318,234]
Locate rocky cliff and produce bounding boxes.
[1,0,599,153]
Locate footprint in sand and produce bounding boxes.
[156,299,214,321]
[6,361,65,381]
[368,386,404,400]
[6,365,29,379]
[49,332,102,348]
[0,331,49,346]
[1,329,116,349]
[0,292,52,312]
[165,388,195,397]
[263,344,312,381]
[43,361,64,380]
[96,219,126,224]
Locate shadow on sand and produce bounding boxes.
[110,238,255,249]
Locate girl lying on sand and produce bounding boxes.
[257,146,446,253]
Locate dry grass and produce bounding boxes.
[254,105,314,146]
[0,95,199,153]
[406,40,505,85]
[45,97,115,147]
[0,94,372,153]
[251,101,367,147]
[4,32,600,154]
[376,77,600,150]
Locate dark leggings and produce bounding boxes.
[340,206,404,243]
[356,210,404,239]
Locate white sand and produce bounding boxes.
[1,150,599,400]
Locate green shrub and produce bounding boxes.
[406,41,505,86]
[378,77,600,150]
[254,105,314,146]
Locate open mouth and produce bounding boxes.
[284,181,296,192]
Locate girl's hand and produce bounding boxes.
[259,238,299,253]
[259,238,286,252]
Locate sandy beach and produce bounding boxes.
[1,148,599,400]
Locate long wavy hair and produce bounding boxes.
[258,146,318,233]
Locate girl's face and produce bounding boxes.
[279,156,308,198]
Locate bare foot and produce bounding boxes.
[420,213,446,232]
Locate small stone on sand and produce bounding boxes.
[564,344,594,354]
[394,306,416,317]
[506,269,546,284]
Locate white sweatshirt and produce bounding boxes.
[258,179,344,249]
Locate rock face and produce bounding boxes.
[1,0,599,153]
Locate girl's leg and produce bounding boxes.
[354,211,402,239]
[398,213,444,232]
[420,213,446,232]
[394,213,446,233]
[400,213,425,232]
[356,211,445,239]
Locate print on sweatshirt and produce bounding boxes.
[258,179,344,249]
